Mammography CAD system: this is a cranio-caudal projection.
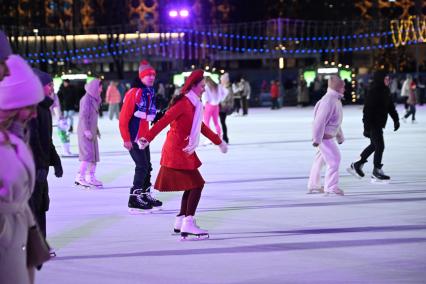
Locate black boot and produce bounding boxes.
[372,167,390,182]
[142,186,163,208]
[128,188,153,213]
[348,160,366,178]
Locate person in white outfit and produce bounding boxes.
[307,75,345,196]
[202,76,228,138]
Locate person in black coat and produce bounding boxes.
[57,79,77,132]
[29,69,63,240]
[348,71,400,182]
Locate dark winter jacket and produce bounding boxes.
[58,84,77,111]
[29,96,62,213]
[363,72,399,130]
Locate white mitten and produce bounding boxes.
[219,142,228,153]
[84,130,93,140]
[137,138,150,150]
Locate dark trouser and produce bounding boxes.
[234,98,241,114]
[29,178,49,238]
[271,97,279,109]
[128,142,152,191]
[403,97,409,110]
[241,96,248,115]
[178,188,203,216]
[359,128,385,169]
[219,112,228,143]
[404,105,416,121]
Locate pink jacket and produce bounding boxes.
[312,88,344,145]
[105,85,121,104]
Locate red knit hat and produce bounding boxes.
[181,69,204,94]
[138,60,156,79]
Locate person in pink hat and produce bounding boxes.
[0,54,47,283]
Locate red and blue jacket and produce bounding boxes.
[119,82,156,143]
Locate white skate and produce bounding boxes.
[85,175,103,188]
[180,216,209,240]
[61,143,78,158]
[307,186,324,194]
[324,188,345,196]
[74,174,91,189]
[173,215,185,234]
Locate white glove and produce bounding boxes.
[84,130,93,140]
[137,138,150,150]
[219,142,228,153]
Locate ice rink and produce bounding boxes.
[38,105,426,284]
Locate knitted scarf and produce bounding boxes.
[182,90,203,154]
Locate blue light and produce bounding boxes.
[323,37,328,40]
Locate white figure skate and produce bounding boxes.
[324,188,345,196]
[180,216,209,240]
[85,174,103,188]
[74,174,91,189]
[173,215,185,234]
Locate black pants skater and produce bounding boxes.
[129,143,152,190]
[359,128,385,168]
[219,112,229,143]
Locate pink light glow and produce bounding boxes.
[169,10,178,17]
[179,9,189,17]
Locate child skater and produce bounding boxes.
[138,69,228,239]
[307,75,345,196]
[75,79,103,188]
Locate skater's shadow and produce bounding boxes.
[207,224,426,241]
[52,236,426,261]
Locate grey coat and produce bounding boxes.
[0,131,37,284]
[77,79,102,163]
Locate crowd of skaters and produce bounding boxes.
[0,27,423,283]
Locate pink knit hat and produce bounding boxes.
[0,55,44,110]
[138,60,156,79]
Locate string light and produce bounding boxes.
[390,16,426,47]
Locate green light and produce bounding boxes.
[339,70,352,81]
[303,70,316,86]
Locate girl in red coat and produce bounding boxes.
[138,69,228,239]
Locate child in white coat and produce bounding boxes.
[308,75,345,196]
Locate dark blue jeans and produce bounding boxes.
[129,142,152,191]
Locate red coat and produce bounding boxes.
[145,96,222,170]
[270,83,280,98]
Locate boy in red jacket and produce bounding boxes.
[119,60,162,213]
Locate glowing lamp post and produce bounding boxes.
[168,9,190,19]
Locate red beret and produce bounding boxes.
[181,69,204,94]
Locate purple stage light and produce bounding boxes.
[169,10,178,17]
[179,9,189,17]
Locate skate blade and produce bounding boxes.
[74,182,91,189]
[346,168,363,179]
[180,233,209,241]
[307,188,325,194]
[151,206,163,211]
[128,208,152,214]
[324,191,345,196]
[370,178,390,184]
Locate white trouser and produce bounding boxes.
[308,138,341,192]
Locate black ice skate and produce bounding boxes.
[128,189,153,214]
[142,187,163,210]
[371,167,390,184]
[180,216,209,240]
[347,161,365,179]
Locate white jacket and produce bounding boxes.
[202,84,228,106]
[312,88,344,145]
